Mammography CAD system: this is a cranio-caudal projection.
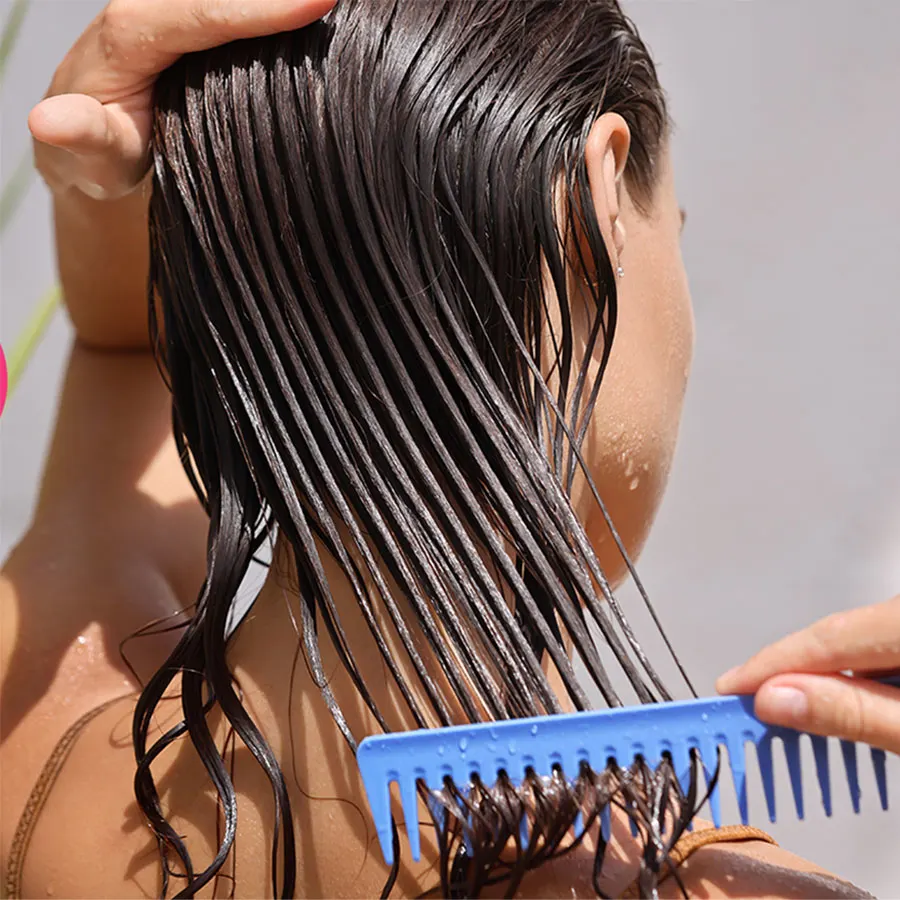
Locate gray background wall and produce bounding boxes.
[1,1,898,894]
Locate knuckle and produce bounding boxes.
[831,684,869,743]
[98,0,137,63]
[49,56,75,95]
[848,690,868,742]
[809,611,849,662]
[189,0,230,31]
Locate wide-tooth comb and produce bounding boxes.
[358,685,898,866]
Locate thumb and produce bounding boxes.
[754,673,900,756]
[29,93,149,198]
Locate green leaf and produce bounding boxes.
[0,0,29,87]
[7,284,61,397]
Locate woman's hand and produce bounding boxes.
[716,595,900,754]
[27,0,334,348]
[29,0,334,199]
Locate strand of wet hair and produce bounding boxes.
[419,751,717,898]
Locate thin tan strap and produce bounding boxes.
[4,694,135,900]
[620,824,778,898]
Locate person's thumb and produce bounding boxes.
[754,673,900,755]
[29,93,149,198]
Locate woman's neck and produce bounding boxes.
[227,529,574,739]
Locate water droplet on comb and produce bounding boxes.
[509,742,517,755]
[459,738,468,751]
[701,713,709,722]
[437,745,445,756]
[530,725,539,736]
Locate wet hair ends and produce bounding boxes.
[140,0,685,896]
[421,751,713,899]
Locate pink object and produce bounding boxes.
[0,343,7,418]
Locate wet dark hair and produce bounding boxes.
[140,0,697,896]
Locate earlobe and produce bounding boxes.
[613,217,626,258]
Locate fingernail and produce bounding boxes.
[716,665,742,692]
[764,686,809,723]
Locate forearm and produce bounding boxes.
[52,176,152,350]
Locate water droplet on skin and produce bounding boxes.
[530,725,538,736]
[629,477,640,491]
[459,738,468,751]
[77,635,87,645]
[624,457,635,477]
[46,886,54,897]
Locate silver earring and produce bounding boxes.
[616,265,625,279]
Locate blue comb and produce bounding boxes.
[358,681,898,866]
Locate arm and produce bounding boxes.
[50,182,152,348]
[0,344,207,870]
[1,0,334,873]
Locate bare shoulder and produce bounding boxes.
[8,679,873,900]
[496,829,872,899]
[659,837,874,899]
[15,696,221,900]
[0,534,191,885]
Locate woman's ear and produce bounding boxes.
[584,112,631,261]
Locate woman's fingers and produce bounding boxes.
[754,673,900,755]
[716,595,900,695]
[32,0,335,198]
[60,0,336,100]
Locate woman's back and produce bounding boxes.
[1,505,872,897]
[4,653,871,898]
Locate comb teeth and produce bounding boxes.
[357,694,892,866]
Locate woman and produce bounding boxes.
[2,0,898,897]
